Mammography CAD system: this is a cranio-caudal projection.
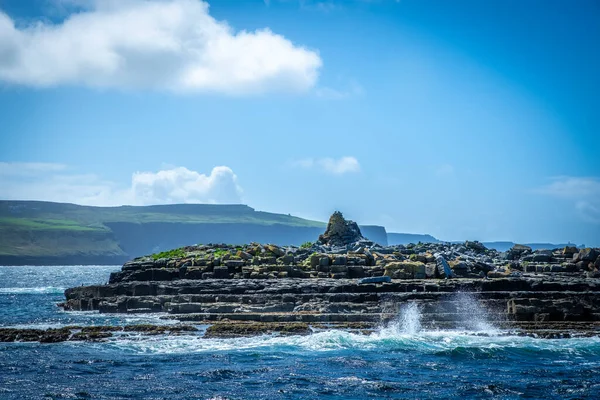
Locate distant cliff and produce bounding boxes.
[0,201,387,265]
[388,232,440,245]
[1,200,578,265]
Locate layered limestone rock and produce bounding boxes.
[62,274,600,338]
[61,213,600,337]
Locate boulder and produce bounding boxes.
[435,255,453,278]
[465,241,487,253]
[450,261,470,277]
[507,244,532,260]
[425,263,437,279]
[347,266,365,278]
[532,250,553,263]
[384,261,426,279]
[279,255,295,265]
[310,254,321,268]
[237,251,252,260]
[332,256,347,265]
[267,245,285,257]
[575,248,599,262]
[472,261,494,273]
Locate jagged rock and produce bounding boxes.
[532,250,553,263]
[473,261,494,273]
[384,261,426,279]
[237,251,252,260]
[575,248,600,262]
[317,211,364,247]
[435,254,453,278]
[465,241,487,253]
[507,244,532,260]
[450,261,470,277]
[563,246,579,255]
[267,245,285,257]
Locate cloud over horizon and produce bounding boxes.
[0,162,243,206]
[132,166,242,205]
[293,156,360,175]
[0,0,322,94]
[536,176,600,224]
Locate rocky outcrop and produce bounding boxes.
[62,276,600,338]
[317,212,364,247]
[61,213,600,337]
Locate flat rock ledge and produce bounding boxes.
[60,241,600,338]
[0,325,197,343]
[62,276,600,338]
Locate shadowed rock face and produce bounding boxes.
[318,212,364,247]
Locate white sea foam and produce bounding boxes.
[89,298,600,356]
[88,327,600,357]
[0,287,65,294]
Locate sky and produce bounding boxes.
[0,0,599,246]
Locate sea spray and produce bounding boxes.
[398,302,422,334]
[452,292,500,334]
[378,301,423,336]
[378,293,501,337]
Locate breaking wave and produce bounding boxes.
[95,327,600,358]
[0,287,65,294]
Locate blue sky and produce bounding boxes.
[0,0,599,245]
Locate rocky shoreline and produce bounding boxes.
[55,212,600,340]
[0,324,198,343]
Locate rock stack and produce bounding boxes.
[317,211,365,247]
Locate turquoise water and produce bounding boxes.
[1,266,600,399]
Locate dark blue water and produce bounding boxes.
[1,266,600,399]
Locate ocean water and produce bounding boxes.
[1,266,600,399]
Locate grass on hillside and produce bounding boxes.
[0,201,325,258]
[0,202,325,228]
[0,217,106,232]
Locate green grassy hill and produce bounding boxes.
[0,201,325,265]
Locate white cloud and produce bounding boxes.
[0,162,67,176]
[536,176,600,224]
[536,176,600,198]
[132,166,242,205]
[293,156,360,175]
[315,81,363,99]
[0,163,243,206]
[0,0,322,94]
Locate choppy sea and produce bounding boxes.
[1,265,600,399]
